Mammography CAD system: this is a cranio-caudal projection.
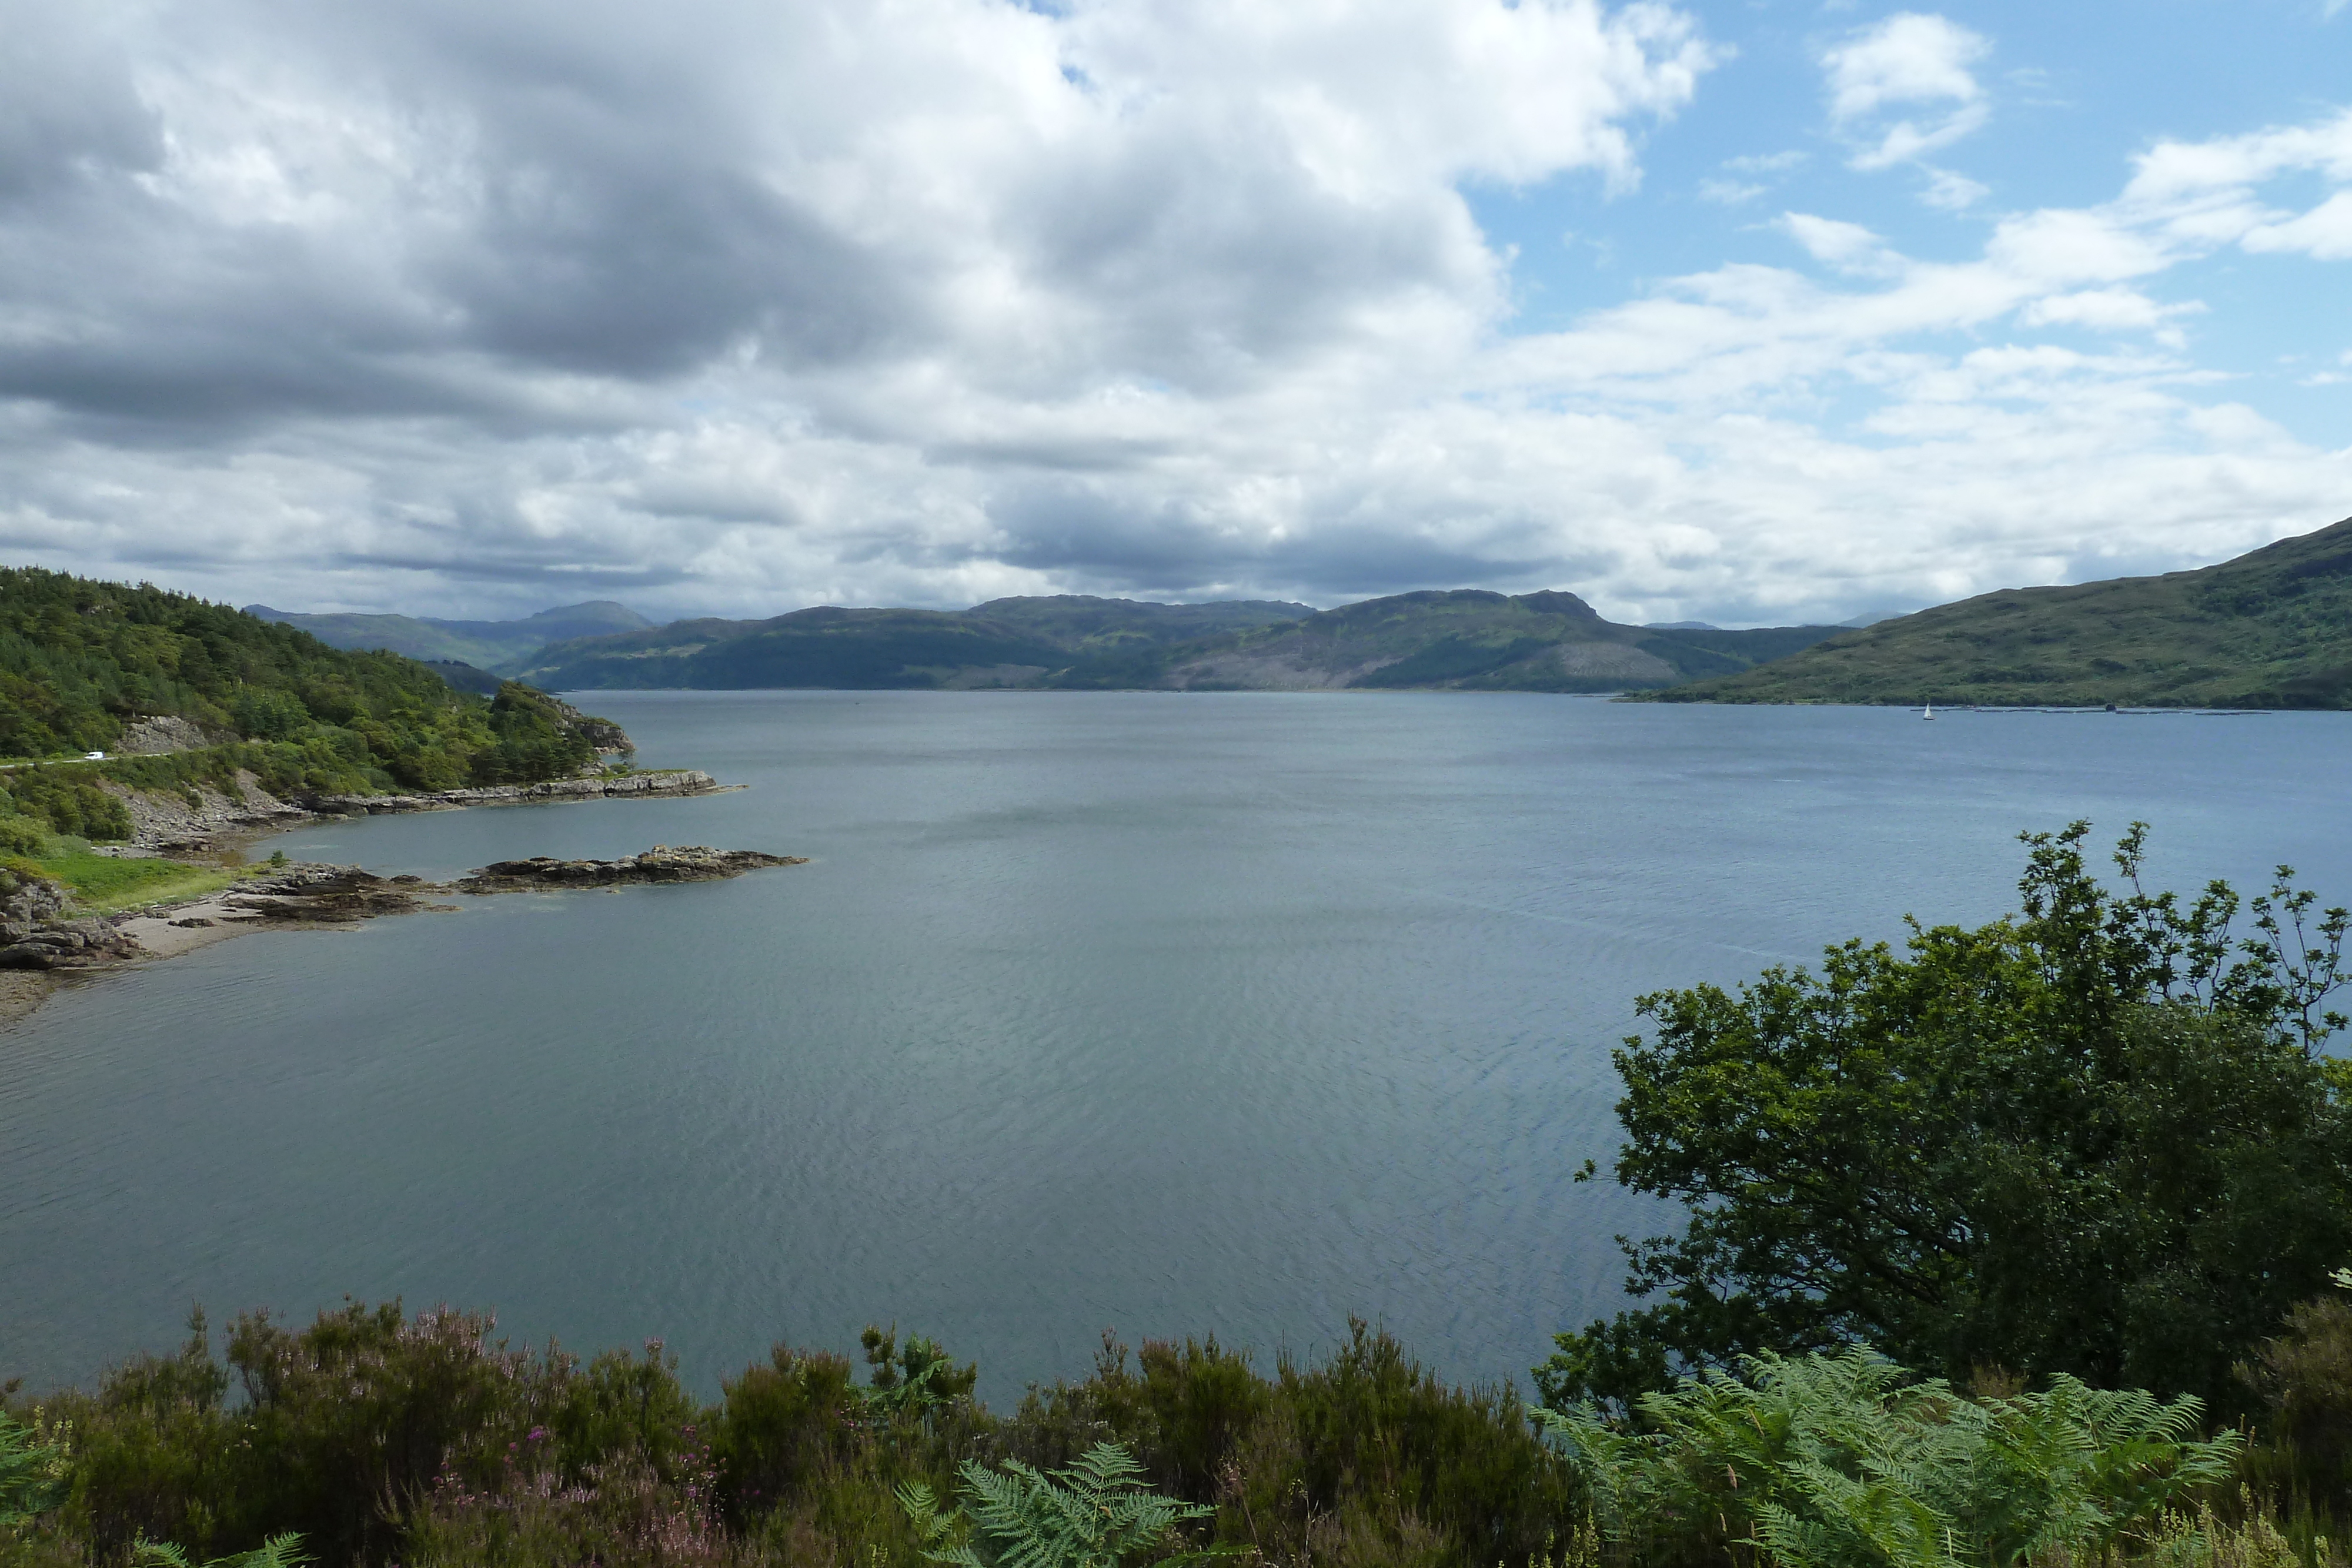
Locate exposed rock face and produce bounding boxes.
[0,875,143,968]
[116,714,223,755]
[106,770,309,852]
[456,845,805,893]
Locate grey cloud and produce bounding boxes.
[0,7,162,199]
[997,119,1485,390]
[5,0,2325,632]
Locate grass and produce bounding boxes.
[14,848,245,914]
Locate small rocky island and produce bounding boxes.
[457,845,807,892]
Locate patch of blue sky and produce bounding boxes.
[1464,0,2352,444]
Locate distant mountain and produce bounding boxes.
[1136,591,1836,692]
[517,589,1840,693]
[1645,513,2352,708]
[967,594,1315,650]
[516,607,1074,690]
[243,600,654,672]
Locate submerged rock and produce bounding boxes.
[456,845,806,894]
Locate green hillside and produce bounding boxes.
[1647,513,2352,707]
[1138,590,1835,692]
[970,594,1314,650]
[520,590,1837,693]
[244,600,653,671]
[0,567,623,838]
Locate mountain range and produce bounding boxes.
[241,510,2352,707]
[504,591,1837,693]
[252,591,1835,693]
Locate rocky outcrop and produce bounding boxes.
[0,835,800,974]
[116,714,224,755]
[456,845,805,893]
[109,768,729,852]
[107,770,309,852]
[307,770,726,818]
[222,865,446,923]
[0,874,143,968]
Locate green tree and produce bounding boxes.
[1539,824,2351,1416]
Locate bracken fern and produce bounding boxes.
[898,1442,1217,1568]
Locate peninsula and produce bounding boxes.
[0,567,796,1018]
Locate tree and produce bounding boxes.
[1538,823,2351,1417]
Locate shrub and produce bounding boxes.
[1539,1345,2242,1568]
[710,1348,861,1518]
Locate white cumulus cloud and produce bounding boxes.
[0,0,2346,630]
[1821,12,1991,172]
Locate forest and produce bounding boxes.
[0,569,624,840]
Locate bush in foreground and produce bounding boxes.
[2,1306,1574,1568]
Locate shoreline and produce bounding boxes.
[0,768,757,1029]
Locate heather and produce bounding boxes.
[14,1305,2352,1568]
[1,1310,1579,1568]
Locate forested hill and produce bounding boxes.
[517,590,1839,692]
[1646,513,2352,708]
[0,566,624,795]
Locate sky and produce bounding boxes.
[1,0,2348,627]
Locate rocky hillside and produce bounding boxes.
[1646,513,2352,708]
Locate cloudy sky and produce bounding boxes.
[2,0,2348,626]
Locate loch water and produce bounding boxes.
[3,692,2347,1403]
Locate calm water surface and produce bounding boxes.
[3,693,2347,1402]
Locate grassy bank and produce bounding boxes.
[11,848,242,914]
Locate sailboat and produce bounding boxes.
[1922,700,1935,721]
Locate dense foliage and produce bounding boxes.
[0,568,623,824]
[1540,824,2352,1417]
[1,1309,1576,1568]
[1541,1346,2242,1568]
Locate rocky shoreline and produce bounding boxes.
[0,844,805,1026]
[113,767,733,855]
[0,765,795,1025]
